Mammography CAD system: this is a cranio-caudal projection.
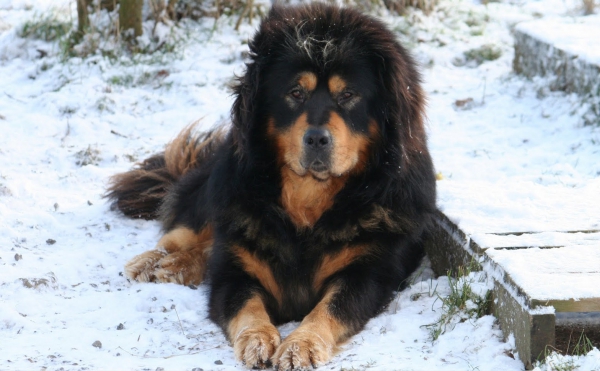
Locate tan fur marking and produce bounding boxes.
[313,245,370,291]
[268,116,378,228]
[298,72,317,92]
[280,167,347,228]
[232,246,282,304]
[328,75,346,94]
[124,226,213,285]
[124,249,167,283]
[228,295,281,369]
[272,287,348,370]
[269,116,346,227]
[268,115,309,177]
[326,113,376,176]
[164,123,227,177]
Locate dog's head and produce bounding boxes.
[265,69,380,180]
[232,3,426,181]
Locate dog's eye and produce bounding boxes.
[290,89,304,101]
[339,91,354,102]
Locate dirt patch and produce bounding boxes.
[555,325,600,355]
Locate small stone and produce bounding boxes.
[192,368,204,371]
[92,340,102,349]
[117,323,124,330]
[14,253,22,261]
[46,239,56,245]
[155,368,165,371]
[214,360,223,365]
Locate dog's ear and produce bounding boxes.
[376,42,427,158]
[230,5,282,157]
[231,59,260,157]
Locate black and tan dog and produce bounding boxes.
[107,3,436,369]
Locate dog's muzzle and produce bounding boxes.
[301,128,332,176]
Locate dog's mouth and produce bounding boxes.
[307,160,331,180]
[295,158,335,181]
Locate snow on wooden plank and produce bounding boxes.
[486,245,600,306]
[472,230,600,250]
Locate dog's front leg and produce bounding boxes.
[224,294,281,369]
[271,285,352,370]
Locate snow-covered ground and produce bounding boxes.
[0,0,599,370]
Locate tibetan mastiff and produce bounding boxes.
[107,3,436,370]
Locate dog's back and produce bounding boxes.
[106,124,227,222]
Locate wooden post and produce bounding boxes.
[100,0,118,11]
[76,0,91,35]
[119,0,143,39]
[167,0,178,20]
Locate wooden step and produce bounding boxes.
[424,211,600,369]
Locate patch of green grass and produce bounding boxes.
[423,263,491,341]
[536,331,595,370]
[75,145,102,166]
[108,74,135,86]
[538,350,577,371]
[19,12,72,42]
[464,44,502,65]
[107,69,172,88]
[570,331,595,356]
[25,4,191,64]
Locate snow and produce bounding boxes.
[1,0,599,370]
[486,246,600,300]
[472,231,600,249]
[516,15,600,65]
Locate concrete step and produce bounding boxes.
[424,211,600,369]
[513,15,600,125]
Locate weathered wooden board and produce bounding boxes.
[485,244,600,308]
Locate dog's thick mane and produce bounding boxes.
[228,4,434,234]
[108,4,436,236]
[233,4,428,164]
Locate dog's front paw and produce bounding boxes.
[233,324,281,369]
[272,330,334,370]
[124,249,204,286]
[153,250,204,285]
[124,249,167,282]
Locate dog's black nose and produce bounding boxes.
[303,128,332,150]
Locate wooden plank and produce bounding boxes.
[489,230,600,236]
[533,298,600,313]
[486,246,600,305]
